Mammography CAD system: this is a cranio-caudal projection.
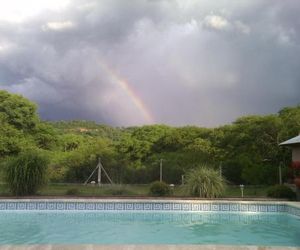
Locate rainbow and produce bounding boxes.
[98,60,154,124]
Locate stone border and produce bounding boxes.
[0,245,299,250]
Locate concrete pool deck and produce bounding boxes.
[0,245,299,250]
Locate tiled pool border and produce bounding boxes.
[0,199,299,217]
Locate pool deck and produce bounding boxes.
[0,245,299,250]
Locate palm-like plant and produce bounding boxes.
[186,165,226,198]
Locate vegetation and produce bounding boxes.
[267,185,296,200]
[65,188,80,196]
[0,89,300,197]
[5,150,48,195]
[149,181,170,196]
[185,166,226,198]
[0,183,269,198]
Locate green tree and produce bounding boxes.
[219,115,284,185]
[33,122,59,150]
[185,138,220,164]
[60,134,84,152]
[117,132,152,168]
[0,114,34,157]
[153,129,185,152]
[0,90,39,131]
[278,106,300,139]
[62,138,117,183]
[131,125,170,143]
[0,90,45,159]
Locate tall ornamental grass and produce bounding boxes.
[5,150,49,195]
[186,166,226,198]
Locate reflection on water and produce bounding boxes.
[4,211,293,225]
[0,211,299,245]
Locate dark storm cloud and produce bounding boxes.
[0,0,299,126]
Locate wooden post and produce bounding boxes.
[160,159,163,182]
[279,163,282,185]
[98,158,101,186]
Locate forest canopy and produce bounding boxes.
[0,89,299,185]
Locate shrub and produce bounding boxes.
[267,185,296,200]
[5,150,49,196]
[65,188,80,196]
[149,181,170,196]
[186,166,226,198]
[107,185,133,196]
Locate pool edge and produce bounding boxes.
[0,244,299,250]
[0,199,299,217]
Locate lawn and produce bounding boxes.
[0,183,269,198]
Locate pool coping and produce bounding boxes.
[0,198,299,206]
[0,198,297,203]
[0,244,299,250]
[0,196,290,200]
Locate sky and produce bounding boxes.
[0,0,299,127]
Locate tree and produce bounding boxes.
[117,132,152,168]
[185,137,219,163]
[0,113,33,157]
[218,115,284,185]
[62,138,117,182]
[131,125,170,143]
[0,90,39,131]
[33,122,59,150]
[60,134,84,152]
[153,129,185,152]
[278,106,300,139]
[0,90,46,159]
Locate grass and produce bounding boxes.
[225,185,268,198]
[41,184,150,196]
[0,183,269,198]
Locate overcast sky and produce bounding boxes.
[0,0,299,127]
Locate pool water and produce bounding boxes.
[0,211,299,246]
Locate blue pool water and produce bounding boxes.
[0,211,299,246]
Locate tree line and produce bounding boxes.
[0,89,299,185]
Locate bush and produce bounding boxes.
[5,150,49,196]
[267,185,296,200]
[107,185,133,196]
[65,188,80,196]
[149,181,170,196]
[186,166,226,198]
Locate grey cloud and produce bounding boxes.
[0,0,299,126]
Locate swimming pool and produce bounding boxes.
[0,199,299,247]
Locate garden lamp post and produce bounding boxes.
[160,159,163,182]
[279,161,283,185]
[239,184,244,198]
